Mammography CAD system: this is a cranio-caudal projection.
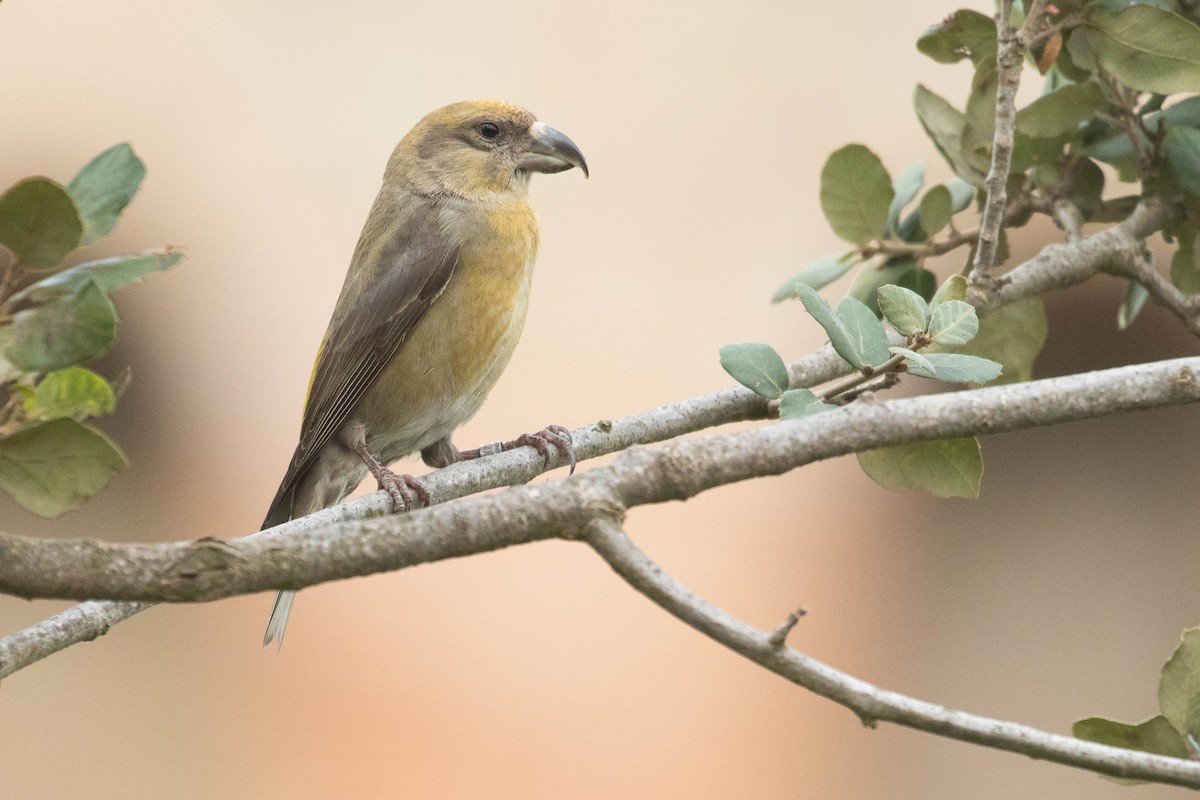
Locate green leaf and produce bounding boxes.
[914,85,986,187]
[928,300,980,345]
[961,57,999,179]
[719,343,789,399]
[907,352,1003,384]
[1118,279,1150,330]
[0,178,82,269]
[779,388,836,419]
[918,185,954,238]
[930,274,968,312]
[794,284,865,370]
[1165,127,1200,197]
[1171,228,1200,294]
[819,145,895,245]
[6,278,117,372]
[24,367,115,421]
[1073,716,1189,759]
[888,162,925,236]
[772,253,857,301]
[949,298,1047,383]
[67,143,146,244]
[15,248,183,304]
[889,346,934,375]
[947,179,975,213]
[1160,627,1200,740]
[1082,6,1200,95]
[1067,157,1105,218]
[0,418,126,518]
[877,284,930,335]
[900,267,938,302]
[857,437,982,499]
[1015,81,1107,138]
[836,297,892,366]
[916,9,997,66]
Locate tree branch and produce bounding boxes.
[584,517,1200,789]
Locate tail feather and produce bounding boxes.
[263,590,296,648]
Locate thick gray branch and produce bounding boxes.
[1,356,1198,607]
[585,518,1200,789]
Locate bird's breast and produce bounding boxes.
[355,200,540,459]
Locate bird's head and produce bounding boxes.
[387,99,588,199]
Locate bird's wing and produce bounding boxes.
[262,199,460,528]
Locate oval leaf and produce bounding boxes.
[1159,626,1200,740]
[916,9,997,65]
[16,248,183,303]
[908,352,1003,384]
[1165,126,1200,197]
[1083,6,1200,95]
[26,367,116,421]
[888,162,925,236]
[914,85,985,186]
[6,278,118,372]
[794,284,865,369]
[877,284,930,335]
[930,274,968,312]
[918,185,954,238]
[1118,279,1150,330]
[67,143,146,244]
[946,297,1047,383]
[836,296,892,366]
[928,299,980,345]
[819,144,894,245]
[0,178,82,269]
[719,343,789,399]
[1015,81,1107,138]
[1073,716,1189,760]
[772,253,857,302]
[889,346,934,375]
[0,418,127,517]
[857,437,982,499]
[779,388,836,419]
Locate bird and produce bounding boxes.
[260,99,587,647]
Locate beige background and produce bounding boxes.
[3,1,1200,797]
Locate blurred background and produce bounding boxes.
[3,1,1200,797]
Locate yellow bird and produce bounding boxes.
[261,100,587,646]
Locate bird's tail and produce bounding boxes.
[263,590,296,648]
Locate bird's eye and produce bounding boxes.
[479,121,501,140]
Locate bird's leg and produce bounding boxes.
[420,437,461,469]
[458,424,576,474]
[347,431,430,512]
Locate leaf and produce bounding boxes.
[1160,627,1200,740]
[15,248,183,303]
[918,185,954,238]
[857,437,982,499]
[719,343,789,399]
[1082,6,1200,95]
[1067,157,1105,218]
[0,418,126,517]
[927,300,980,345]
[900,266,938,302]
[949,298,1047,384]
[1171,228,1200,294]
[877,284,930,335]
[1118,279,1150,330]
[1015,81,1107,138]
[819,144,895,245]
[888,162,925,237]
[889,346,934,375]
[772,253,857,301]
[794,284,864,369]
[0,178,82,269]
[1073,716,1189,760]
[6,278,117,372]
[947,179,975,213]
[1165,127,1200,197]
[916,9,997,66]
[779,388,836,419]
[850,257,918,315]
[930,274,968,312]
[836,297,892,366]
[66,143,146,244]
[914,85,986,187]
[907,352,1003,384]
[961,57,1000,179]
[24,367,115,421]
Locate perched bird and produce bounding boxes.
[261,100,587,646]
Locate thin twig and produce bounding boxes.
[767,607,806,648]
[584,518,1200,789]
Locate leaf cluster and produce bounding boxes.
[0,145,181,516]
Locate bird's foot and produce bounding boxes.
[376,469,430,513]
[462,424,576,474]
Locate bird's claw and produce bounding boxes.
[377,470,430,512]
[506,424,576,474]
